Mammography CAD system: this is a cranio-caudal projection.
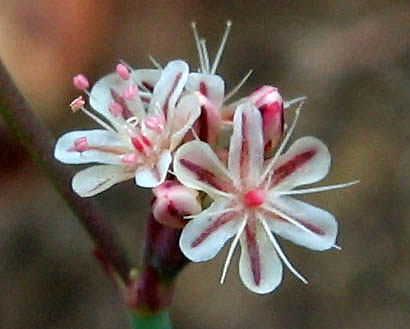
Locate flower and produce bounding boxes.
[174,101,358,294]
[55,60,200,196]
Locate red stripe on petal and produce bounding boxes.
[163,72,182,118]
[270,150,316,186]
[245,219,261,285]
[240,112,249,180]
[198,106,209,141]
[142,82,154,92]
[191,211,237,247]
[179,159,232,193]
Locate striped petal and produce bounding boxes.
[180,199,241,262]
[228,102,264,188]
[54,130,128,165]
[148,60,189,119]
[267,136,331,191]
[174,140,234,199]
[239,219,283,294]
[263,196,337,251]
[72,165,134,197]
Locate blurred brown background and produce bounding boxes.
[0,1,409,328]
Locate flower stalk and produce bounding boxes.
[0,58,133,283]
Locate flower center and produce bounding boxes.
[243,189,265,207]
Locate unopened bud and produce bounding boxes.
[152,181,201,228]
[249,86,284,152]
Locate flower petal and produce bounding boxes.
[89,73,145,125]
[179,199,241,262]
[187,73,225,107]
[169,94,201,150]
[228,102,264,188]
[135,150,172,188]
[239,219,283,294]
[174,140,234,198]
[148,60,189,118]
[54,130,127,164]
[264,196,337,250]
[267,136,331,190]
[72,165,133,197]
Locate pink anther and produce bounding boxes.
[121,153,138,164]
[116,63,130,80]
[109,102,123,116]
[145,116,165,133]
[73,137,89,152]
[123,85,138,100]
[244,189,265,207]
[69,96,85,112]
[73,74,90,91]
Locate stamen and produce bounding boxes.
[145,115,165,133]
[148,55,163,69]
[224,70,253,102]
[190,127,200,141]
[275,180,360,196]
[260,102,303,186]
[73,74,90,91]
[69,96,85,112]
[80,107,116,133]
[220,217,247,284]
[116,63,130,80]
[200,38,210,73]
[191,22,207,73]
[183,207,240,220]
[260,216,308,284]
[284,96,307,109]
[261,204,315,236]
[211,20,232,74]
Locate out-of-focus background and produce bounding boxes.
[0,1,409,328]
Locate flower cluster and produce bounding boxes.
[54,22,357,293]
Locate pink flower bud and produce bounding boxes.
[152,181,201,228]
[73,74,90,90]
[116,63,130,80]
[249,86,284,153]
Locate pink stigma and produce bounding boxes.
[123,85,137,100]
[70,96,85,112]
[116,63,130,80]
[73,137,89,152]
[244,189,265,207]
[109,102,123,116]
[73,74,90,91]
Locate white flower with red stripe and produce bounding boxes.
[54,60,200,196]
[174,102,357,294]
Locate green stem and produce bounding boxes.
[0,58,133,283]
[129,310,173,329]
